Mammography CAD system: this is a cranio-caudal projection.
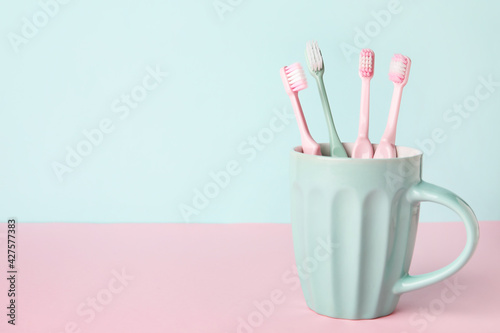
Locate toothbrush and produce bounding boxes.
[280,62,321,155]
[305,41,347,158]
[352,49,375,159]
[373,54,411,159]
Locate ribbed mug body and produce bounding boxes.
[290,143,423,319]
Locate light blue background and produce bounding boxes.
[0,0,498,223]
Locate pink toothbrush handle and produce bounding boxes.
[351,77,373,158]
[374,85,403,158]
[352,78,374,159]
[289,93,321,155]
[382,85,403,144]
[358,78,371,138]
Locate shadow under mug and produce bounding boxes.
[290,143,479,319]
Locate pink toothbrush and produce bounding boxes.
[352,49,375,159]
[280,63,321,155]
[373,54,411,159]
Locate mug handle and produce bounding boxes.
[393,181,480,295]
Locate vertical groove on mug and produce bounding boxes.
[303,191,315,307]
[359,189,391,317]
[351,191,364,319]
[329,189,340,316]
[331,188,359,318]
[304,187,324,309]
[377,211,396,316]
[291,182,313,305]
[378,189,406,315]
[303,188,314,308]
[311,187,335,312]
[325,197,336,314]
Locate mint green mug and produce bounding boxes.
[290,143,479,319]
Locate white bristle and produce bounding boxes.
[359,55,373,69]
[389,54,409,84]
[287,67,306,84]
[390,60,406,75]
[306,41,323,72]
[285,63,307,91]
[359,49,374,77]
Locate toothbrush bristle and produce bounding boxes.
[306,41,323,72]
[285,63,308,92]
[359,49,374,77]
[389,54,409,84]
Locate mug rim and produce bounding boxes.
[291,142,423,162]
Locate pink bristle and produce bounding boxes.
[359,49,374,77]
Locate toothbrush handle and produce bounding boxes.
[289,93,315,145]
[358,78,371,139]
[380,85,403,144]
[316,75,347,157]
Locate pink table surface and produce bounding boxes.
[1,221,499,333]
